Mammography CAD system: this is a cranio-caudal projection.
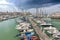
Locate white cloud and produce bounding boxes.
[0,0,10,4]
[0,0,22,12]
[0,4,22,12]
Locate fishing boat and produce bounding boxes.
[40,21,52,27]
[44,26,59,34]
[16,22,31,30]
[53,32,60,39]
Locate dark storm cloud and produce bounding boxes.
[26,0,60,8]
[7,0,60,9]
[28,0,60,4]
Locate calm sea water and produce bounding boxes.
[52,19,60,30]
[0,19,19,40]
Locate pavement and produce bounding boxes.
[29,18,51,40]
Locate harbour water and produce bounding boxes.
[0,18,19,40]
[52,19,60,30]
[0,17,60,40]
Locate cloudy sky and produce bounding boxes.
[0,0,60,12]
[6,0,60,9]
